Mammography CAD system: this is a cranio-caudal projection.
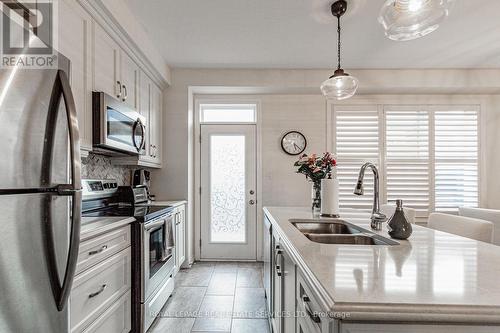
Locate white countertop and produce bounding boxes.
[148,200,186,208]
[80,216,136,241]
[264,207,500,324]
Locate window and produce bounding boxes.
[200,103,256,123]
[333,104,480,222]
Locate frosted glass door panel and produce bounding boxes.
[200,124,257,260]
[210,135,246,243]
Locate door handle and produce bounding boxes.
[302,294,321,323]
[122,84,128,101]
[249,200,255,205]
[89,245,108,256]
[88,284,107,298]
[42,70,82,312]
[116,80,122,98]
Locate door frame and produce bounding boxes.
[194,97,262,261]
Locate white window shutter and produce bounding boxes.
[385,106,430,223]
[433,107,479,213]
[334,105,380,210]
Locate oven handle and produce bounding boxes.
[145,219,166,231]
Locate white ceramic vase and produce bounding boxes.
[320,178,340,217]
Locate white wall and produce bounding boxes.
[151,68,500,263]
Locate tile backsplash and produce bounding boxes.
[81,153,132,185]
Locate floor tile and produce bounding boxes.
[231,318,270,333]
[198,295,234,317]
[148,317,195,333]
[233,288,266,318]
[206,272,237,295]
[191,317,232,332]
[160,286,206,317]
[214,262,239,272]
[237,262,264,270]
[176,265,214,287]
[236,268,263,288]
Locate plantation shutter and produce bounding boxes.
[385,106,430,223]
[333,105,380,210]
[433,107,479,213]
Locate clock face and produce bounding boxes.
[281,131,307,155]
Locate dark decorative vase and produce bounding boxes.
[311,181,321,214]
[387,199,412,240]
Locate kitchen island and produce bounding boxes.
[263,207,500,333]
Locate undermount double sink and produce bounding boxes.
[291,219,398,246]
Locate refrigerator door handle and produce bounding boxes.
[56,69,82,311]
[43,70,82,311]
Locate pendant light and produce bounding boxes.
[320,0,358,100]
[378,0,453,41]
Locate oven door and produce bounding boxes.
[93,91,146,155]
[143,214,175,301]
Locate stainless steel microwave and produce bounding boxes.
[92,91,146,155]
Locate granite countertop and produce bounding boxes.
[80,216,136,241]
[264,206,500,324]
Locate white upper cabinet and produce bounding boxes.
[53,0,166,166]
[58,0,93,154]
[93,23,121,100]
[120,51,139,110]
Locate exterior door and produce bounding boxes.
[200,124,257,260]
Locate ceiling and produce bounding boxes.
[124,0,500,69]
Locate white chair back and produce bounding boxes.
[428,212,494,243]
[459,207,500,245]
[381,204,417,224]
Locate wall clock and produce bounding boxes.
[281,131,307,155]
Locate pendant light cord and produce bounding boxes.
[337,14,341,70]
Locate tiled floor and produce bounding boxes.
[149,261,270,333]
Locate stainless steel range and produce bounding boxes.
[81,179,175,333]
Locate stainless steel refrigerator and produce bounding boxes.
[0,17,82,333]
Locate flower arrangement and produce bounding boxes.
[294,152,337,182]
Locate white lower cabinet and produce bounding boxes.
[174,204,186,272]
[340,323,500,333]
[71,225,132,333]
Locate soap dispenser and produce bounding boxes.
[387,199,412,240]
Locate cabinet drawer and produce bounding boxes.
[296,271,322,333]
[82,291,131,333]
[77,226,131,275]
[71,249,131,333]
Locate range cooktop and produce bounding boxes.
[82,204,173,222]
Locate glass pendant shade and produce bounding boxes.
[378,0,452,41]
[320,69,358,100]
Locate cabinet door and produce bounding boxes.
[150,83,162,165]
[58,0,92,152]
[120,51,139,109]
[177,205,186,268]
[93,24,120,99]
[138,70,154,162]
[273,238,283,333]
[282,248,296,333]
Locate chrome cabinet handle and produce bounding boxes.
[250,190,255,195]
[249,199,255,205]
[302,294,321,323]
[88,284,107,298]
[116,81,122,98]
[122,84,128,101]
[89,245,108,256]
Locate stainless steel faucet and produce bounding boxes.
[353,162,387,230]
